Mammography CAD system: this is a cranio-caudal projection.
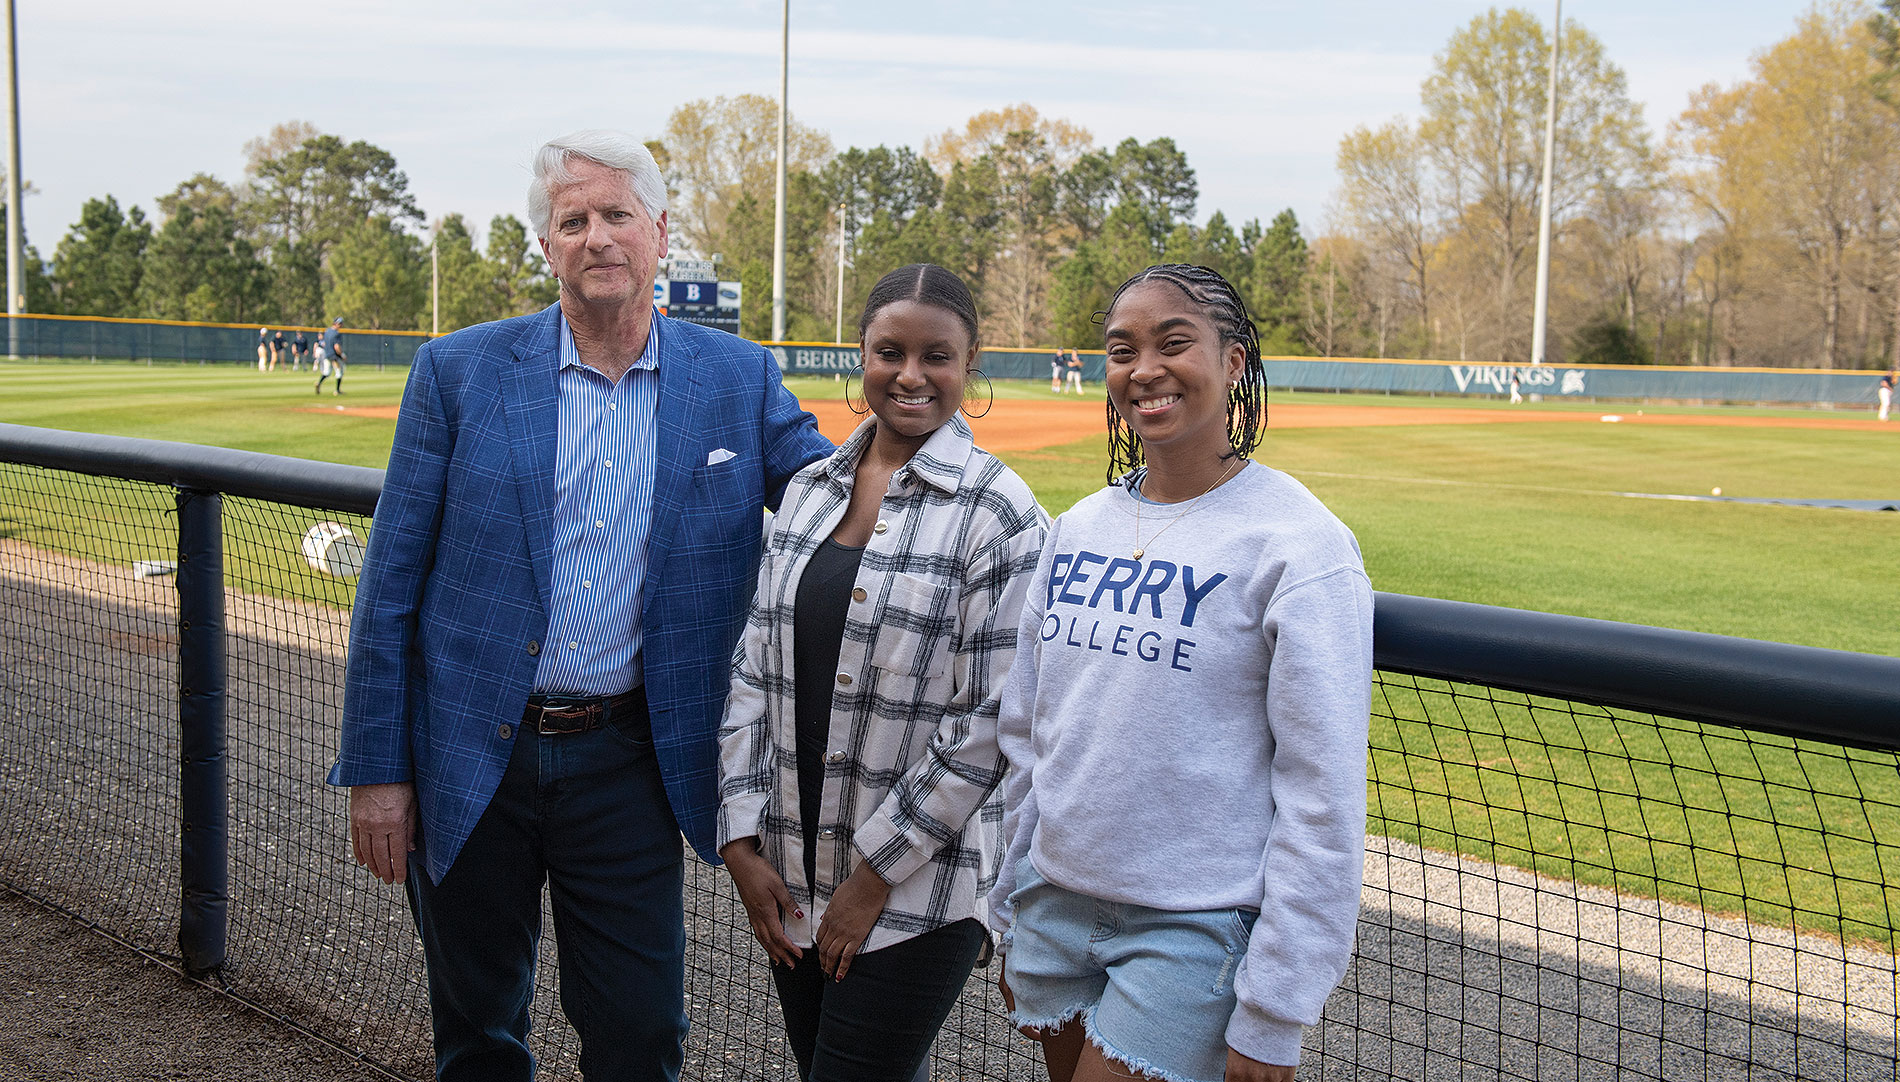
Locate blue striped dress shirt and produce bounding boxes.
[533,311,661,696]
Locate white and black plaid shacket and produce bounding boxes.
[717,412,1049,953]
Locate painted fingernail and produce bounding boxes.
[795,910,804,918]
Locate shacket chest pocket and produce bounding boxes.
[863,571,956,681]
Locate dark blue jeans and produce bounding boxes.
[406,694,686,1081]
[771,918,987,1082]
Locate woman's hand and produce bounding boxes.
[1224,1048,1295,1082]
[999,967,1048,1041]
[814,860,892,982]
[719,838,803,968]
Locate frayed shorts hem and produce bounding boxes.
[1006,1002,1092,1035]
[1083,1017,1220,1082]
[1006,1005,1221,1082]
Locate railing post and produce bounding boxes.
[175,486,228,974]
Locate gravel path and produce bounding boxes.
[0,889,392,1081]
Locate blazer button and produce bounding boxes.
[825,750,846,764]
[498,724,514,740]
[851,587,866,602]
[836,672,852,686]
[818,828,837,840]
[872,520,888,534]
[526,640,540,656]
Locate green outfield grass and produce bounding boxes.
[4,362,1894,653]
[4,360,1896,949]
[0,359,412,466]
[982,397,1900,657]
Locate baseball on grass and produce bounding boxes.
[302,521,365,578]
[1711,487,1722,496]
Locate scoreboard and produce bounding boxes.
[657,258,740,336]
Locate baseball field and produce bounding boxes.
[2,358,1896,962]
[2,359,1894,655]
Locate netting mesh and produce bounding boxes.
[1349,676,1899,1081]
[1,458,1894,1081]
[0,464,181,955]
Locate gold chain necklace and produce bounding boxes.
[1131,457,1241,559]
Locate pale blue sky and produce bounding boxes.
[22,1,1819,255]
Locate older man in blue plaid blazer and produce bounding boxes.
[329,130,830,1081]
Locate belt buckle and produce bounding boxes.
[530,698,595,735]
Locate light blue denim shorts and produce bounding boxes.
[1002,858,1258,1082]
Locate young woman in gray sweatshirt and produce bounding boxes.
[988,264,1373,1082]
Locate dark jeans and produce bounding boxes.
[406,692,686,1082]
[772,918,987,1082]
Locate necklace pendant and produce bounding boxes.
[1132,548,1144,559]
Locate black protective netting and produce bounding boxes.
[0,463,181,956]
[1345,676,1899,1082]
[1,459,1894,1081]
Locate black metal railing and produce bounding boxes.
[2,421,1895,1081]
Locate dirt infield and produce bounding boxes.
[299,397,1895,454]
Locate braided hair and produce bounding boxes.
[1100,263,1267,485]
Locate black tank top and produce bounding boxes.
[791,536,865,887]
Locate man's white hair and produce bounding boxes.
[526,130,668,239]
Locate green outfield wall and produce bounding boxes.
[6,313,1888,406]
[1257,356,1891,406]
[1,313,427,368]
[767,342,1890,406]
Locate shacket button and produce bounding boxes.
[498,724,513,740]
[872,520,888,534]
[818,828,837,840]
[851,587,867,602]
[526,640,540,656]
[825,750,846,764]
[836,672,852,686]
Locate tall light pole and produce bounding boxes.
[1529,0,1562,366]
[770,0,789,342]
[833,203,846,344]
[430,238,439,336]
[5,0,21,358]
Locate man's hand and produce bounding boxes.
[1225,1048,1295,1082]
[815,860,891,982]
[720,839,804,968]
[349,782,417,885]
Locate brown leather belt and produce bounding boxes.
[522,687,645,735]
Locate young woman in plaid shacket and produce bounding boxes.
[718,264,1048,1082]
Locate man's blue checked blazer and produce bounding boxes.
[328,304,831,882]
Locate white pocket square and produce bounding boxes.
[706,448,737,466]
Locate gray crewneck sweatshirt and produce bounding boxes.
[987,461,1373,1067]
